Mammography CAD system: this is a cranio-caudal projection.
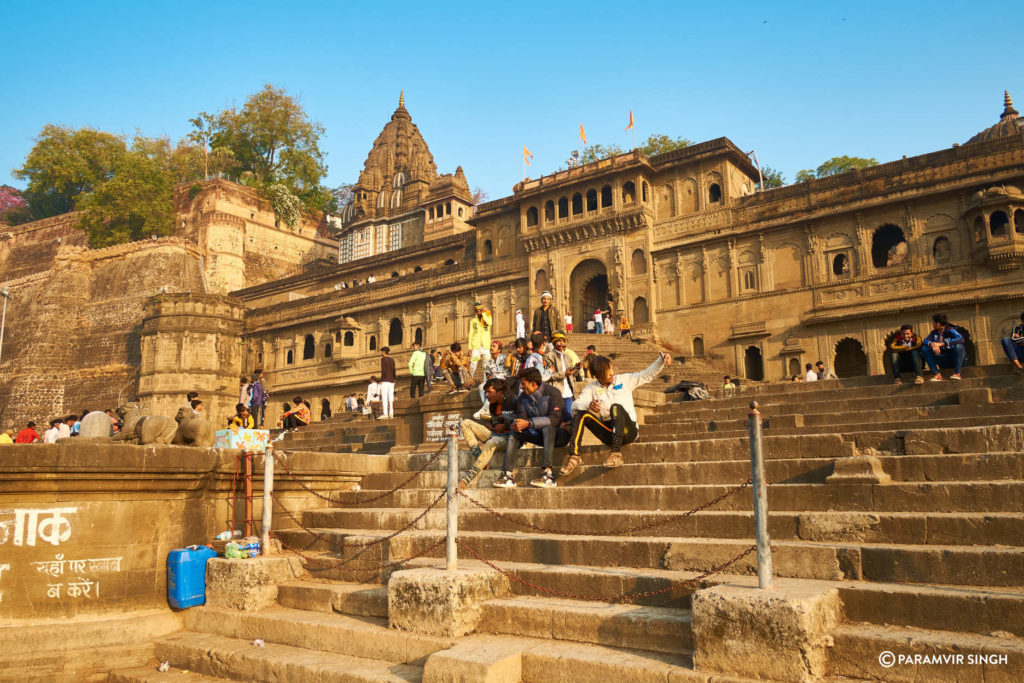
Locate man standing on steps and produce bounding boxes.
[492,367,571,489]
[561,351,671,474]
[408,341,428,398]
[515,308,526,340]
[544,332,582,415]
[468,303,492,386]
[814,360,838,380]
[531,291,561,341]
[379,347,397,419]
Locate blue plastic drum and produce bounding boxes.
[167,546,218,609]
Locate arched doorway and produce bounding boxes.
[834,337,868,377]
[569,259,609,327]
[632,296,649,324]
[388,318,403,346]
[744,346,764,381]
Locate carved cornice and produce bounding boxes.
[523,208,648,252]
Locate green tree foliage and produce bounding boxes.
[210,84,330,212]
[759,165,786,189]
[796,155,878,182]
[13,125,126,220]
[76,136,178,247]
[573,134,691,168]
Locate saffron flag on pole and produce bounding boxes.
[523,146,533,166]
[579,124,587,144]
[625,109,634,131]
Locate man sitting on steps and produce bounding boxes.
[888,324,925,385]
[561,351,671,474]
[458,378,514,490]
[999,311,1024,375]
[922,313,967,381]
[492,367,571,489]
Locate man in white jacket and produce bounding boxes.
[560,352,671,472]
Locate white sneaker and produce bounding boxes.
[472,406,489,420]
[492,472,517,488]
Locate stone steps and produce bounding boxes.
[277,527,1024,587]
[827,623,1024,681]
[147,631,424,682]
[109,667,231,682]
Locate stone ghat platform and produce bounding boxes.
[106,364,1024,682]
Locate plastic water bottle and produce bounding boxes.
[215,531,232,541]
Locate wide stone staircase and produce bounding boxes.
[111,364,1024,681]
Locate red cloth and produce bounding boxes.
[15,428,41,443]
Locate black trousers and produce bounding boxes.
[410,375,426,398]
[569,404,638,454]
[283,415,308,429]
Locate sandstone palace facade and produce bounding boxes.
[1,94,1023,426]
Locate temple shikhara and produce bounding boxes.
[1,91,1023,681]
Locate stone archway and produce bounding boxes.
[834,337,868,377]
[744,346,764,381]
[569,259,609,327]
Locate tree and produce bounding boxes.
[13,125,126,219]
[0,185,30,225]
[796,155,878,182]
[471,187,489,205]
[209,84,328,210]
[639,133,691,157]
[759,165,786,189]
[76,135,176,247]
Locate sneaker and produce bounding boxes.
[914,376,925,385]
[472,407,489,420]
[892,378,902,385]
[1014,366,1024,375]
[492,472,517,488]
[530,469,557,488]
[950,373,962,381]
[929,374,943,382]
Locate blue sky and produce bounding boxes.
[3,1,1021,201]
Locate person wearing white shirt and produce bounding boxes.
[561,352,671,473]
[804,362,818,382]
[43,419,62,444]
[515,309,526,341]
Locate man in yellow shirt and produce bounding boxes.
[468,302,492,386]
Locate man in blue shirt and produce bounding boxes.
[921,314,966,381]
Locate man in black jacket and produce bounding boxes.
[492,367,570,489]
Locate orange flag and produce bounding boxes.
[625,109,634,131]
[579,124,587,144]
[523,146,533,166]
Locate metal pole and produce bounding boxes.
[262,444,274,556]
[244,451,254,538]
[446,426,458,571]
[748,401,773,589]
[0,287,9,366]
[748,150,765,192]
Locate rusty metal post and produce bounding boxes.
[748,401,773,589]
[243,451,254,538]
[446,425,458,571]
[261,444,274,555]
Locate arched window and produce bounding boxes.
[321,398,331,420]
[446,201,451,216]
[571,192,583,215]
[324,342,333,357]
[302,334,315,360]
[526,206,539,226]
[586,189,598,211]
[990,210,1009,237]
[708,183,722,203]
[393,172,405,188]
[414,328,423,345]
[744,346,764,381]
[871,224,907,268]
[601,185,613,208]
[497,226,511,255]
[286,350,294,365]
[632,296,649,324]
[428,207,435,220]
[622,181,636,204]
[642,181,649,202]
[630,248,647,275]
[388,318,403,346]
[343,331,355,347]
[742,270,757,290]
[390,189,402,208]
[377,191,387,208]
[1015,209,1024,234]
[482,240,493,260]
[369,335,377,351]
[544,200,555,222]
[834,337,868,377]
[458,207,464,217]
[932,236,952,263]
[832,253,850,276]
[534,269,548,292]
[787,358,801,377]
[558,197,569,218]
[692,336,704,356]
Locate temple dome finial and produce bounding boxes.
[1003,90,1018,119]
[399,90,405,108]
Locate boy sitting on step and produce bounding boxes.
[560,352,671,474]
[458,378,515,489]
[493,367,571,489]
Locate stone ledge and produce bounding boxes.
[205,556,307,611]
[389,567,510,637]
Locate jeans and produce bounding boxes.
[501,424,570,471]
[254,403,266,428]
[410,375,426,398]
[888,349,924,379]
[1001,337,1024,363]
[594,321,603,334]
[921,344,966,375]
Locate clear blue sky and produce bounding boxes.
[3,1,1021,201]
